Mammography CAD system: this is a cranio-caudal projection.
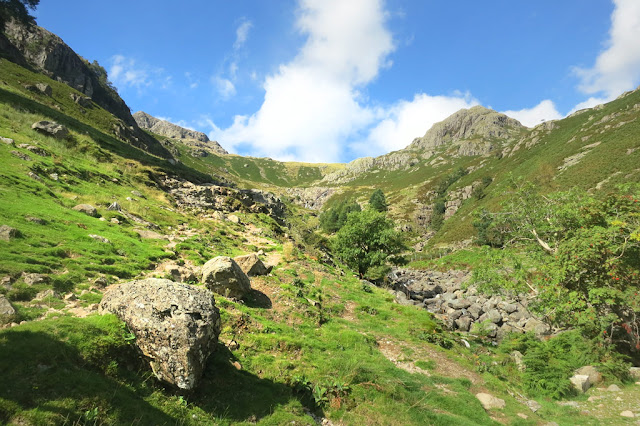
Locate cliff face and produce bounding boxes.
[0,19,171,158]
[134,111,228,156]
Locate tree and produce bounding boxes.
[319,199,361,233]
[0,0,40,27]
[332,209,406,278]
[474,178,640,355]
[368,189,388,212]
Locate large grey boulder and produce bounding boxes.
[99,278,221,390]
[233,253,270,276]
[569,374,591,393]
[31,121,69,139]
[201,256,251,299]
[575,366,602,386]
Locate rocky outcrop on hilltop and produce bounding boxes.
[408,106,524,152]
[389,269,552,340]
[133,111,228,156]
[1,19,171,158]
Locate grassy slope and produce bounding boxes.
[1,58,636,425]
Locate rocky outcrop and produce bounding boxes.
[161,177,286,223]
[99,278,221,390]
[285,187,338,210]
[31,121,69,139]
[409,106,524,152]
[0,294,16,317]
[201,256,251,299]
[2,19,171,158]
[0,225,20,241]
[476,393,505,410]
[389,269,551,340]
[133,111,228,155]
[233,253,270,276]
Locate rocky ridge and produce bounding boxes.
[133,111,228,156]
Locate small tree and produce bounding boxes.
[368,189,388,212]
[319,199,361,233]
[332,209,406,278]
[0,0,40,26]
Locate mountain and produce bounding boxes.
[133,111,228,156]
[1,17,640,426]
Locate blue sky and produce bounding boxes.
[35,0,640,163]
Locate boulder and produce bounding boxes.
[629,367,640,380]
[476,393,506,410]
[99,278,221,390]
[107,202,122,211]
[22,272,48,285]
[0,225,20,241]
[607,384,621,392]
[201,256,251,299]
[233,253,270,276]
[455,316,472,332]
[70,93,92,107]
[36,83,52,96]
[575,366,602,386]
[0,294,16,316]
[31,121,69,139]
[569,374,591,393]
[524,318,551,337]
[73,204,98,217]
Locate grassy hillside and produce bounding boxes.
[2,47,640,425]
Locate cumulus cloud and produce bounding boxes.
[234,19,253,50]
[359,93,478,156]
[109,55,151,89]
[211,0,394,162]
[501,100,563,128]
[573,0,640,99]
[213,77,236,99]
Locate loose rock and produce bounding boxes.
[73,204,98,217]
[233,253,270,276]
[99,278,221,390]
[476,393,506,410]
[0,225,20,241]
[31,121,69,139]
[0,294,16,316]
[201,256,251,299]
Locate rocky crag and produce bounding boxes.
[0,19,171,158]
[134,111,228,156]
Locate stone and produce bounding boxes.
[89,234,110,243]
[524,318,551,337]
[64,293,77,301]
[100,278,221,390]
[630,367,640,380]
[487,309,502,324]
[0,225,20,241]
[455,316,472,332]
[620,411,635,418]
[201,256,251,299]
[233,253,270,276]
[517,413,528,419]
[28,171,42,182]
[24,144,49,156]
[0,294,16,316]
[569,374,591,393]
[467,303,483,320]
[227,214,241,224]
[11,150,32,161]
[475,393,506,410]
[31,121,69,139]
[511,350,525,371]
[94,277,108,287]
[607,384,621,392]
[575,366,602,386]
[526,400,542,413]
[22,273,48,285]
[131,190,143,197]
[70,92,92,107]
[107,202,122,211]
[1,137,14,144]
[73,204,98,217]
[35,289,60,300]
[450,298,472,309]
[25,216,45,225]
[135,229,166,240]
[36,83,52,96]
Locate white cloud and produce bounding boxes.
[573,0,640,99]
[234,19,253,50]
[501,100,563,128]
[109,55,150,89]
[210,0,395,162]
[360,92,478,156]
[213,77,236,99]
